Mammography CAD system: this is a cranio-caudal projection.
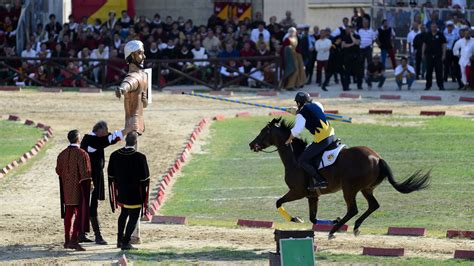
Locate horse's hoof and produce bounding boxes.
[291,216,304,223]
[328,233,336,240]
[354,228,360,237]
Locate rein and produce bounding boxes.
[260,142,294,154]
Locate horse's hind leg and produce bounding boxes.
[353,188,380,236]
[276,190,305,223]
[328,190,358,240]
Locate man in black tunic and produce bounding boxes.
[108,132,150,250]
[422,23,447,90]
[79,121,123,244]
[341,25,362,90]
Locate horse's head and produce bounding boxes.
[249,117,288,152]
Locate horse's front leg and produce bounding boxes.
[308,196,319,224]
[276,190,305,223]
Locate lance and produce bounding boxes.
[182,91,352,123]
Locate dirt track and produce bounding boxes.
[0,89,473,264]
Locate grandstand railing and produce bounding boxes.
[149,56,280,90]
[0,56,281,90]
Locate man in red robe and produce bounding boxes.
[56,130,92,251]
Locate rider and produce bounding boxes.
[286,92,336,191]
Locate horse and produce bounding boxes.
[248,118,431,239]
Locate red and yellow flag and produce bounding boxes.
[236,3,252,21]
[214,1,229,20]
[72,0,135,24]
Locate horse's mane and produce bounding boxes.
[275,118,308,159]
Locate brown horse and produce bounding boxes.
[249,118,431,239]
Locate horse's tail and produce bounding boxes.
[378,159,431,194]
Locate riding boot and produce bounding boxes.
[308,171,328,191]
[78,232,94,243]
[91,216,108,245]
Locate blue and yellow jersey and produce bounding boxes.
[299,102,335,143]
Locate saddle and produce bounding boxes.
[314,139,347,170]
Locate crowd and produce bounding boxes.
[1,3,474,90]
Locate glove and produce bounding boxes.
[286,107,298,115]
[115,87,123,99]
[112,130,123,142]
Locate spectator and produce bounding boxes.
[377,19,396,69]
[21,43,37,66]
[118,10,133,29]
[407,21,421,66]
[107,48,127,84]
[315,29,332,86]
[220,60,243,83]
[29,65,50,86]
[267,16,280,35]
[422,23,446,90]
[59,61,82,87]
[358,18,377,70]
[305,26,318,84]
[105,11,118,30]
[281,27,306,90]
[443,21,459,83]
[280,10,296,30]
[68,15,79,32]
[37,43,51,59]
[425,11,444,31]
[45,14,62,35]
[395,57,416,90]
[453,27,473,89]
[240,41,257,86]
[341,25,362,90]
[91,44,109,83]
[322,36,343,91]
[176,45,194,84]
[1,16,16,46]
[251,12,265,29]
[219,41,240,58]
[34,23,49,44]
[150,13,163,29]
[331,17,350,38]
[251,22,270,45]
[163,16,174,32]
[202,29,221,57]
[365,55,386,89]
[413,24,427,79]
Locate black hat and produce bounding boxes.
[294,92,312,104]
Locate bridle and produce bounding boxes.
[254,124,292,154]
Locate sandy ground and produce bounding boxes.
[0,86,473,265]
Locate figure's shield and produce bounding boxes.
[145,68,152,104]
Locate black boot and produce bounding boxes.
[308,172,328,192]
[91,217,108,245]
[117,235,122,248]
[121,236,137,250]
[78,232,94,243]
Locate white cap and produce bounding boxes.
[446,21,454,26]
[124,40,144,60]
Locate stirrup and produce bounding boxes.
[309,181,328,190]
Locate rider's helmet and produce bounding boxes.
[294,92,312,108]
